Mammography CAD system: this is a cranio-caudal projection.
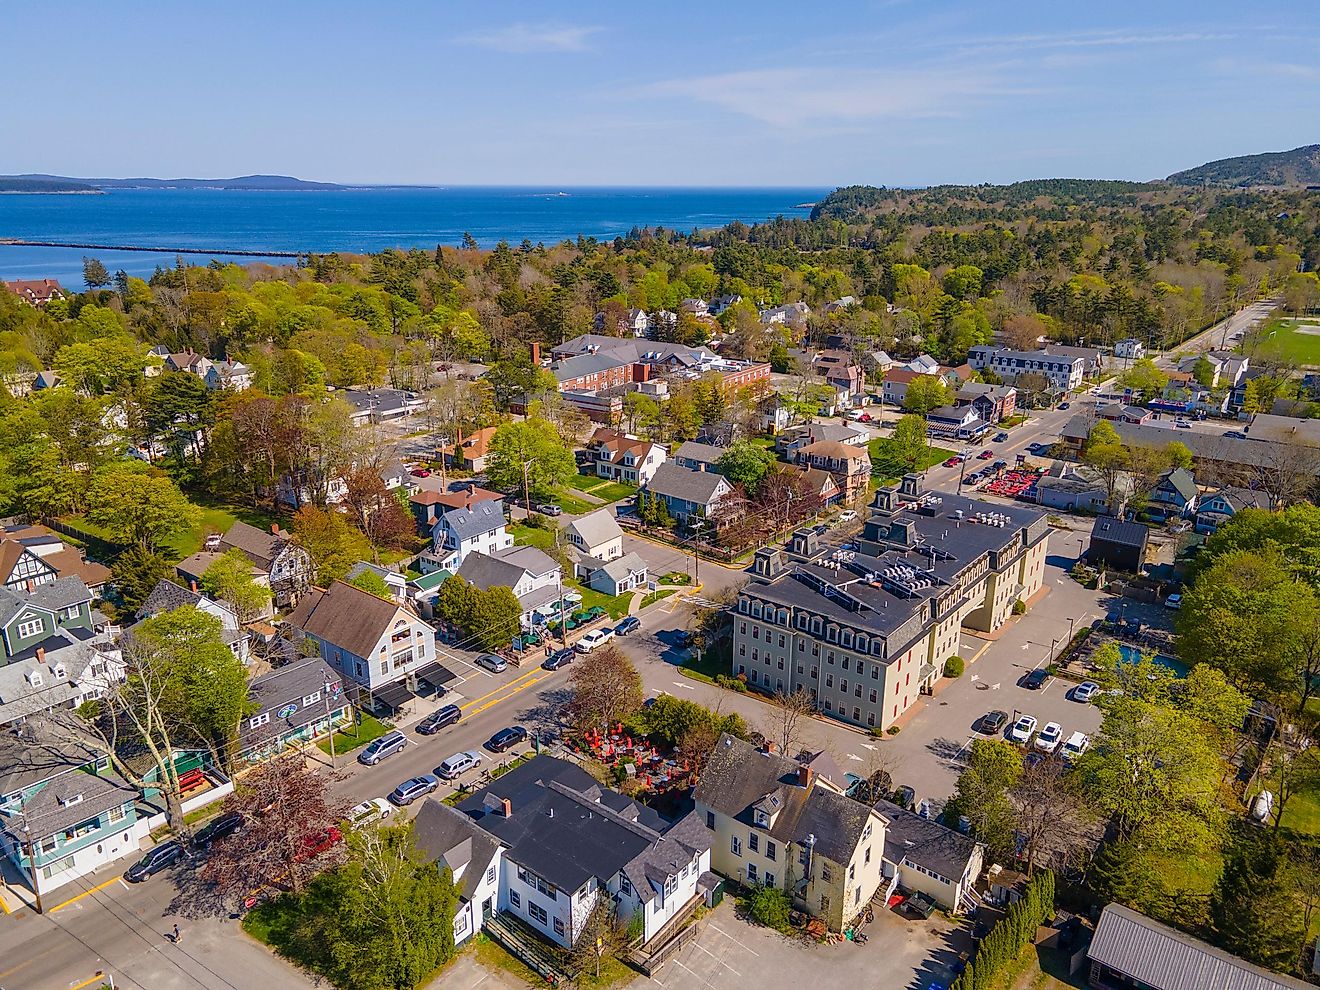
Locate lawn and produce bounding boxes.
[509,522,555,550]
[547,489,597,515]
[868,437,958,484]
[639,588,678,609]
[1255,317,1320,367]
[165,502,289,559]
[566,470,638,502]
[316,713,391,756]
[1281,788,1320,834]
[565,579,633,619]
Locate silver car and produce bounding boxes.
[476,653,507,673]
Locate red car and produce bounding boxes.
[410,468,431,477]
[294,826,342,863]
[859,413,872,422]
[977,449,994,460]
[943,456,963,467]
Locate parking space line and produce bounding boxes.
[673,959,720,990]
[691,941,740,975]
[708,923,759,955]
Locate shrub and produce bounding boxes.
[1012,599,1027,615]
[714,674,747,692]
[944,655,965,678]
[869,727,887,738]
[746,885,792,931]
[886,725,901,735]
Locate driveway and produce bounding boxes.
[632,899,972,990]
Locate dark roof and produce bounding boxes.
[620,809,712,904]
[412,798,503,902]
[137,578,201,618]
[1202,487,1270,513]
[1090,517,1150,549]
[219,521,285,569]
[673,441,725,466]
[551,351,632,382]
[14,759,139,838]
[875,799,980,882]
[283,580,414,660]
[455,755,672,894]
[1089,903,1313,990]
[1059,415,1301,470]
[694,734,868,865]
[440,499,507,542]
[647,462,730,505]
[242,658,344,746]
[27,576,93,612]
[1158,467,1198,502]
[456,549,534,592]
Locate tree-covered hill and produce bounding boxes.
[1168,144,1320,188]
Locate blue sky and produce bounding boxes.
[4,1,1318,186]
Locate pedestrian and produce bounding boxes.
[545,643,551,658]
[172,923,181,944]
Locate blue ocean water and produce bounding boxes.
[0,186,826,285]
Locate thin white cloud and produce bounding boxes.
[644,67,1015,128]
[456,22,600,54]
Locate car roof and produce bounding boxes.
[1065,730,1088,743]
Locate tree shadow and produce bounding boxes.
[902,917,975,990]
[926,736,969,767]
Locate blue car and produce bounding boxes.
[615,616,641,636]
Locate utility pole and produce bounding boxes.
[323,676,337,764]
[19,800,44,914]
[521,459,533,518]
[690,519,705,588]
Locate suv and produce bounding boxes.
[476,653,508,673]
[978,710,1009,735]
[536,503,563,517]
[576,628,614,653]
[543,648,574,670]
[1008,714,1038,744]
[436,750,482,779]
[416,705,462,735]
[193,811,244,849]
[1035,722,1063,753]
[388,775,439,806]
[994,431,1010,442]
[1022,668,1050,690]
[358,729,408,765]
[614,616,641,636]
[1061,731,1091,762]
[487,726,528,753]
[125,841,185,882]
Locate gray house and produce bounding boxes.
[645,463,734,526]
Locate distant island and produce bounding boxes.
[0,173,344,193]
[1167,143,1320,189]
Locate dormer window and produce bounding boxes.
[754,809,769,828]
[17,618,43,639]
[26,670,42,687]
[53,664,67,679]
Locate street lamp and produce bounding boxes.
[956,446,974,495]
[689,519,706,588]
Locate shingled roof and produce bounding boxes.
[283,580,412,660]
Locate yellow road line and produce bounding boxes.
[70,973,111,990]
[463,674,548,718]
[458,668,542,711]
[48,876,119,914]
[969,640,993,665]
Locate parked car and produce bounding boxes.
[1035,722,1063,753]
[1073,681,1100,703]
[295,826,343,862]
[614,616,641,636]
[836,509,858,523]
[1223,430,1247,440]
[543,648,575,670]
[859,413,872,422]
[388,775,439,806]
[536,503,563,516]
[992,460,1009,470]
[487,726,528,753]
[1022,668,1050,690]
[349,798,393,828]
[358,729,408,765]
[1175,418,1191,429]
[978,710,1010,735]
[576,628,615,653]
[416,705,463,734]
[193,811,244,849]
[436,751,482,780]
[846,409,866,421]
[125,841,185,882]
[977,449,994,460]
[410,468,431,477]
[1058,402,1070,410]
[476,653,508,673]
[1061,731,1091,762]
[1008,715,1038,744]
[1163,593,1182,610]
[892,785,916,810]
[943,456,963,467]
[994,431,1010,442]
[812,523,830,535]
[964,471,982,485]
[1024,751,1048,770]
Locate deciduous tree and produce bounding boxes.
[200,547,274,622]
[85,461,200,550]
[566,645,643,732]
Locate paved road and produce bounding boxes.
[1150,297,1278,369]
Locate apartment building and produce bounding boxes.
[968,345,1085,391]
[731,474,1048,731]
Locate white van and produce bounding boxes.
[1061,731,1090,762]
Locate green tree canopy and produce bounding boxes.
[716,440,777,494]
[946,740,1023,861]
[485,417,576,502]
[85,461,200,550]
[901,374,950,415]
[201,547,274,622]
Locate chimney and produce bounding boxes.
[530,341,541,364]
[36,647,46,665]
[271,523,280,535]
[501,798,512,818]
[764,741,778,755]
[190,579,198,593]
[798,764,814,789]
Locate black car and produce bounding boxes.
[615,616,641,636]
[1058,401,1070,410]
[487,726,528,753]
[416,704,463,735]
[978,710,1009,735]
[543,648,574,671]
[993,431,1010,442]
[125,841,185,882]
[193,812,244,849]
[1022,668,1051,690]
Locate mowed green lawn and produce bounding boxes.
[868,437,958,484]
[566,470,637,503]
[1256,317,1320,367]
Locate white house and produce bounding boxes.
[136,578,253,663]
[456,546,562,630]
[1114,338,1146,360]
[204,359,254,391]
[284,580,436,713]
[413,799,505,948]
[444,756,713,950]
[585,428,668,487]
[430,499,512,570]
[968,346,1085,391]
[565,510,624,562]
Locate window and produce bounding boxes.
[739,644,746,657]
[821,864,832,883]
[840,679,848,693]
[510,890,521,908]
[620,874,633,895]
[765,871,775,887]
[766,841,776,861]
[848,864,855,881]
[854,683,863,698]
[249,712,270,729]
[107,804,125,823]
[486,865,496,884]
[863,823,872,840]
[749,832,759,852]
[302,691,320,706]
[870,689,878,704]
[798,847,808,866]
[825,675,833,688]
[864,847,871,865]
[529,902,548,925]
[731,836,742,856]
[820,894,831,912]
[706,811,715,829]
[746,863,758,882]
[554,917,565,937]
[16,618,43,639]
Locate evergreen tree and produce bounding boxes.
[1211,832,1304,972]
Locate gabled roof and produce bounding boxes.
[137,578,202,618]
[595,551,647,583]
[456,547,557,593]
[673,441,725,466]
[646,462,732,505]
[1090,517,1149,548]
[567,509,624,549]
[875,799,980,881]
[219,520,289,570]
[410,484,504,509]
[243,658,342,746]
[412,798,503,902]
[1157,467,1198,502]
[551,351,633,382]
[439,499,507,542]
[797,439,871,463]
[283,580,414,660]
[1202,486,1270,513]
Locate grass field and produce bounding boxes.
[508,522,556,550]
[316,713,391,755]
[868,437,958,485]
[566,470,638,502]
[164,502,287,559]
[1255,317,1320,367]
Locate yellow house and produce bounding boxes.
[874,799,985,912]
[694,735,889,932]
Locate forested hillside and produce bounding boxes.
[1168,144,1320,188]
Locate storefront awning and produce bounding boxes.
[374,680,415,710]
[415,662,458,688]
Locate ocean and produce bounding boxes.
[0,186,826,285]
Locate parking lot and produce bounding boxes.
[632,899,973,990]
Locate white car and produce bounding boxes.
[1034,722,1063,753]
[576,628,615,654]
[1163,594,1182,610]
[1073,681,1100,703]
[1061,731,1091,762]
[349,798,393,827]
[836,510,857,523]
[1008,715,1037,744]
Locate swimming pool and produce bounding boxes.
[1117,643,1188,677]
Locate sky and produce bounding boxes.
[4,0,1319,187]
